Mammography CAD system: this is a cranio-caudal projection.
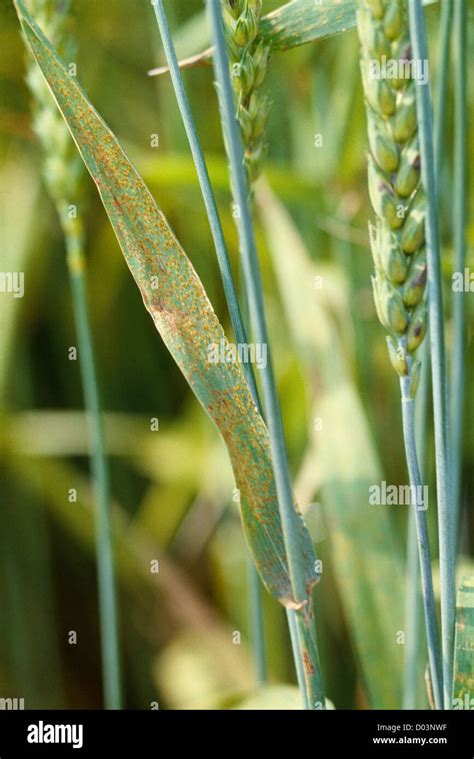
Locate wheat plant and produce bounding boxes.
[355,0,443,708]
[23,0,122,709]
[8,0,472,713]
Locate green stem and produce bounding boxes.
[433,0,453,176]
[451,0,467,543]
[206,0,324,710]
[400,377,442,710]
[404,0,454,710]
[150,0,266,678]
[248,557,267,684]
[403,503,423,709]
[60,209,122,710]
[403,340,428,709]
[149,0,250,381]
[408,0,454,710]
[286,609,309,709]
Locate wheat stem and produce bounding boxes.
[149,0,256,391]
[408,0,454,710]
[451,0,467,544]
[25,1,122,709]
[404,0,455,709]
[248,555,267,683]
[433,0,453,177]
[150,0,267,681]
[286,609,310,708]
[400,377,443,709]
[355,0,443,707]
[207,0,325,709]
[60,211,122,710]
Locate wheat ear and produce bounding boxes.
[222,0,271,184]
[357,0,427,396]
[356,0,443,709]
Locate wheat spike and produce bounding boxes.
[222,0,271,184]
[356,0,427,396]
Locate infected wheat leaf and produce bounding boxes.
[13,0,318,608]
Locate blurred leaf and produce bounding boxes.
[1,474,64,707]
[166,8,208,60]
[137,151,319,205]
[235,684,303,709]
[257,180,405,708]
[232,685,336,710]
[4,450,247,659]
[154,630,253,709]
[15,0,318,609]
[5,409,230,500]
[452,576,474,708]
[209,519,290,682]
[0,156,39,402]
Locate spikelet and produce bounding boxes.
[356,0,427,397]
[25,0,84,259]
[222,0,271,184]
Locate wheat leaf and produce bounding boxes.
[13,0,317,609]
[148,0,437,76]
[261,0,436,52]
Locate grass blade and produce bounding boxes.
[259,0,437,52]
[23,0,123,709]
[64,218,122,709]
[247,557,267,683]
[404,0,455,709]
[400,380,443,709]
[206,0,325,709]
[148,0,438,75]
[12,0,318,611]
[451,0,467,540]
[150,0,363,75]
[408,0,455,709]
[433,0,453,171]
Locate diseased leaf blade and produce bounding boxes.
[148,0,437,76]
[14,0,317,609]
[260,0,436,51]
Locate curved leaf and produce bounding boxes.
[14,0,317,609]
[260,0,436,52]
[148,0,437,76]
